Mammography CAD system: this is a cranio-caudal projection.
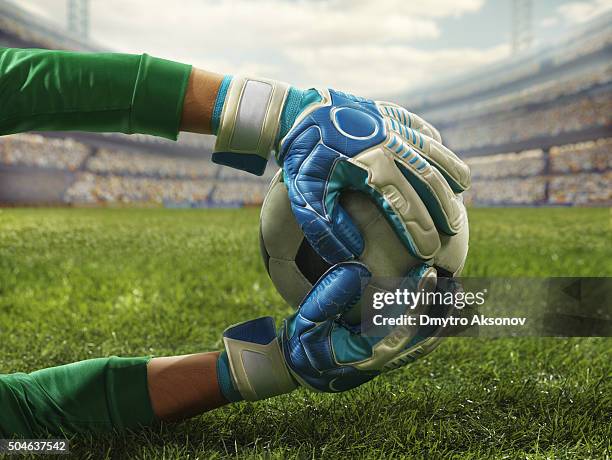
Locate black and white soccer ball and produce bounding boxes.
[260,170,453,325]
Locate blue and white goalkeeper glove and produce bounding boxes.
[216,262,452,402]
[212,76,471,264]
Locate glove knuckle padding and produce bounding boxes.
[385,119,469,195]
[299,263,370,322]
[435,200,470,276]
[281,88,470,264]
[350,147,441,260]
[425,139,471,192]
[377,101,442,143]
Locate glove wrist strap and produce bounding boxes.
[213,76,290,176]
[222,316,297,401]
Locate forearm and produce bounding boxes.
[179,67,224,134]
[0,352,229,437]
[147,352,229,421]
[0,47,283,172]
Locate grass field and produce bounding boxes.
[0,207,610,459]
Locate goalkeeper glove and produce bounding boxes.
[212,76,470,264]
[216,262,455,401]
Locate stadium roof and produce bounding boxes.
[403,11,612,111]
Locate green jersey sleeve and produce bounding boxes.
[0,356,155,437]
[0,47,192,140]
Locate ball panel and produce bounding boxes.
[261,172,423,337]
[259,226,271,275]
[260,172,303,260]
[268,257,312,307]
[340,191,420,281]
[295,238,332,285]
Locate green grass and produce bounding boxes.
[0,207,610,459]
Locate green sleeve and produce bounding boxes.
[0,357,156,437]
[0,47,192,140]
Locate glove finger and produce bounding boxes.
[283,126,364,264]
[436,200,470,277]
[298,262,371,323]
[291,203,363,264]
[353,264,438,371]
[381,276,464,371]
[331,204,364,258]
[383,132,464,235]
[377,102,442,142]
[385,120,471,193]
[349,150,441,260]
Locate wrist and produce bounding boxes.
[210,75,233,135]
[216,351,244,403]
[212,76,290,175]
[180,68,224,135]
[210,75,322,175]
[220,317,297,401]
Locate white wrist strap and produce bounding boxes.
[213,76,290,175]
[223,317,297,401]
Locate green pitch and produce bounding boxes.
[0,207,610,459]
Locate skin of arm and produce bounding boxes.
[0,50,235,433]
[179,68,224,135]
[148,69,231,421]
[0,48,469,436]
[147,352,228,421]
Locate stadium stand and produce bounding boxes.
[86,148,218,179]
[0,1,610,207]
[63,172,215,205]
[0,133,89,171]
[402,12,612,206]
[550,138,612,173]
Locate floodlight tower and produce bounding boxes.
[511,0,533,54]
[67,0,90,40]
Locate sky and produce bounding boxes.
[16,0,612,98]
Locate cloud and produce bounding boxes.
[286,43,511,97]
[557,0,612,24]
[539,16,559,28]
[18,0,492,96]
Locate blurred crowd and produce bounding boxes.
[87,148,217,179]
[550,138,612,173]
[465,139,611,205]
[549,172,612,205]
[209,181,270,207]
[424,64,611,123]
[0,134,609,207]
[0,133,89,171]
[63,173,270,207]
[467,149,545,179]
[441,92,610,151]
[63,173,214,205]
[463,177,547,206]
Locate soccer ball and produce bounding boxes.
[260,170,434,325]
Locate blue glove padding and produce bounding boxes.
[281,261,447,393]
[219,261,451,400]
[212,77,470,265]
[280,88,471,264]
